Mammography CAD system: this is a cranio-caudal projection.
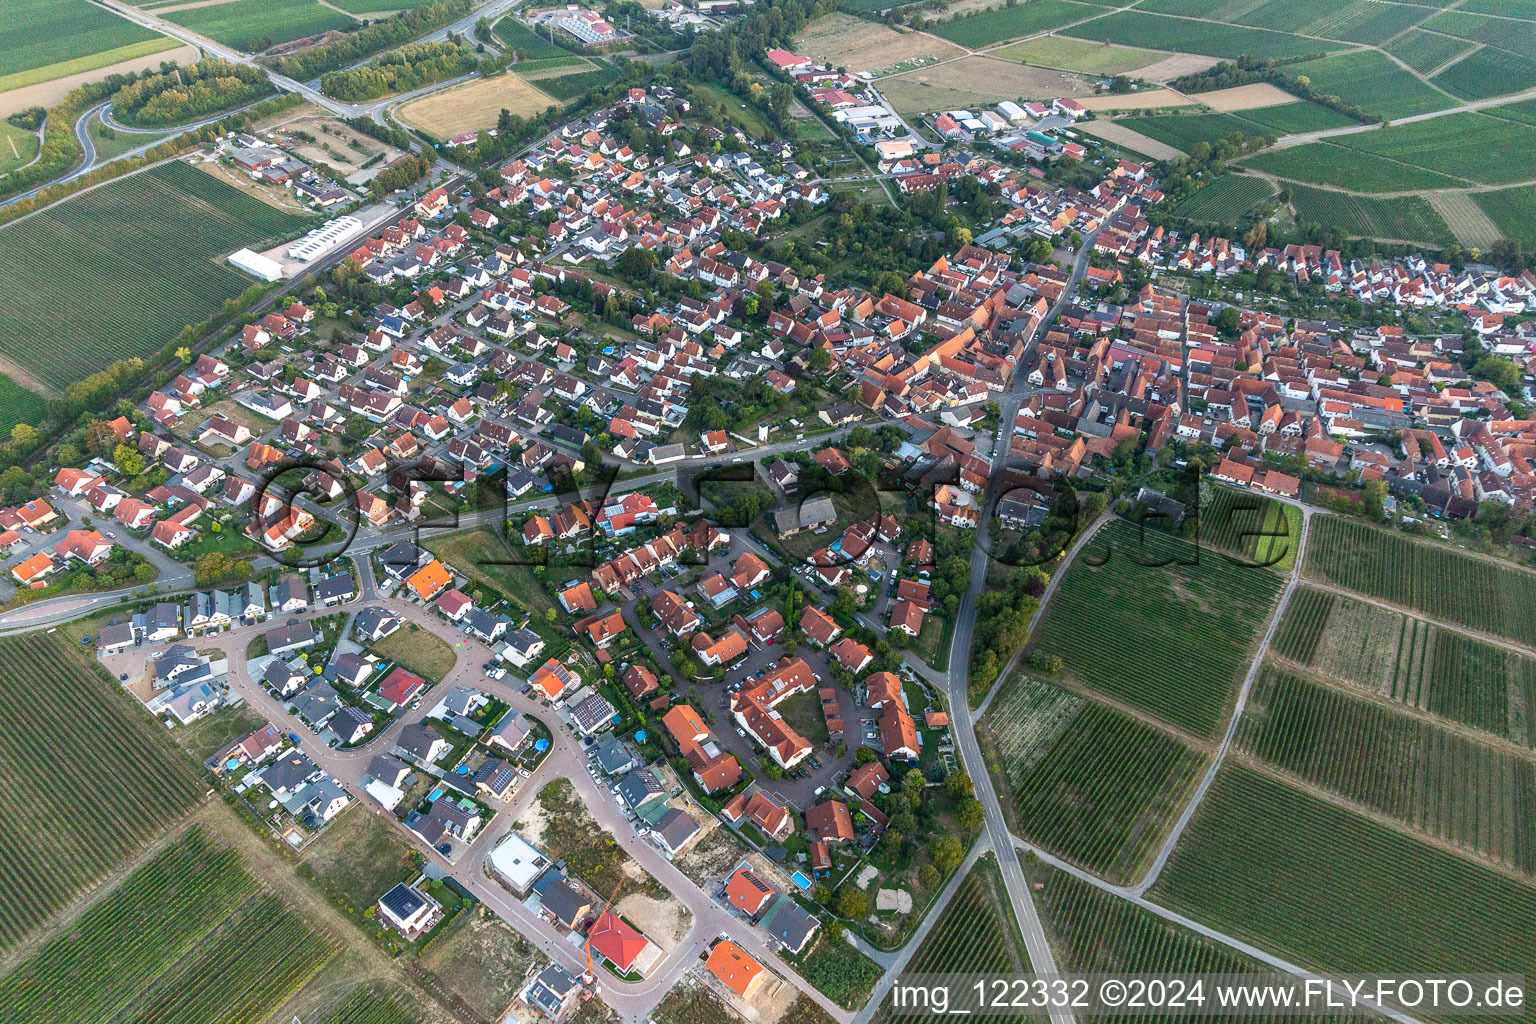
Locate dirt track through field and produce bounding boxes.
[0,353,61,398]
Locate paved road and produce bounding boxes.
[928,228,1108,1024]
[106,587,852,1023]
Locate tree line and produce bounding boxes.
[320,41,476,102]
[111,60,274,128]
[265,0,473,81]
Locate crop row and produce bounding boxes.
[1272,586,1536,745]
[322,987,421,1024]
[1168,175,1276,224]
[1152,764,1536,976]
[1200,488,1300,571]
[1286,184,1453,246]
[0,827,255,1024]
[1032,520,1281,737]
[1305,516,1536,648]
[1005,691,1206,884]
[118,894,340,1024]
[1239,666,1536,875]
[890,859,1028,1022]
[0,161,308,389]
[0,634,204,951]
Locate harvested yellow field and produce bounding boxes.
[1076,120,1183,161]
[880,56,1090,115]
[397,73,557,138]
[1131,53,1221,82]
[1077,88,1196,111]
[793,14,963,74]
[1194,82,1300,111]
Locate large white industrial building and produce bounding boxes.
[228,248,284,282]
[287,215,364,262]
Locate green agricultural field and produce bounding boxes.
[164,0,355,50]
[1339,111,1536,184]
[1423,9,1536,59]
[325,0,437,11]
[2,0,170,84]
[0,827,340,1024]
[536,68,611,101]
[496,17,576,58]
[508,55,592,74]
[1037,863,1261,974]
[1244,142,1470,192]
[992,36,1159,74]
[1457,0,1536,15]
[1240,0,1431,43]
[1490,96,1536,126]
[1272,586,1536,745]
[1136,0,1247,16]
[1030,520,1282,737]
[982,677,1206,883]
[1115,112,1271,152]
[1151,764,1536,978]
[1062,11,1346,59]
[1284,49,1454,120]
[1306,516,1536,648]
[0,160,310,391]
[323,986,422,1024]
[1232,100,1357,134]
[1200,487,1303,572]
[1382,27,1476,74]
[1472,183,1536,247]
[0,633,205,952]
[1287,183,1454,244]
[875,856,1029,1022]
[928,0,1096,47]
[0,373,48,435]
[1433,45,1536,99]
[1238,666,1536,876]
[1168,174,1276,223]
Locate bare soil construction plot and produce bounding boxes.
[1077,119,1184,159]
[1077,88,1196,110]
[0,44,198,117]
[1192,82,1299,110]
[793,14,963,74]
[280,115,401,183]
[880,56,1091,114]
[397,73,557,138]
[1131,52,1221,82]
